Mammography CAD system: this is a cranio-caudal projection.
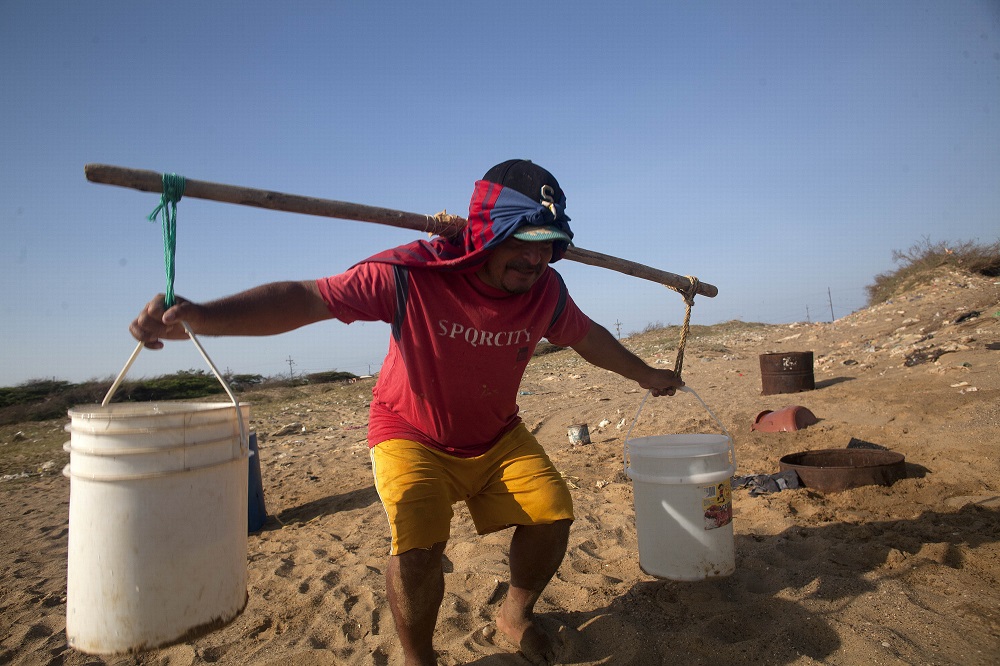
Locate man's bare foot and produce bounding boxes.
[496,609,557,665]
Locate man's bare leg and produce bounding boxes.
[387,541,447,666]
[497,519,572,664]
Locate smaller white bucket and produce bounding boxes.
[625,388,737,581]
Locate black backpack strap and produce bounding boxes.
[548,270,568,330]
[391,265,410,342]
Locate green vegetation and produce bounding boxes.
[629,320,772,349]
[0,369,357,426]
[0,380,108,425]
[304,370,358,384]
[866,237,1000,306]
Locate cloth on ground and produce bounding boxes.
[732,471,802,496]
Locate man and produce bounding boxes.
[130,160,683,665]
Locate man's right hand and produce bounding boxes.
[129,294,200,349]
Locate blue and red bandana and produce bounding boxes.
[359,180,573,270]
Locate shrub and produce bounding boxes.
[0,367,360,426]
[866,237,1000,306]
[0,380,75,409]
[0,379,108,424]
[118,370,223,402]
[305,370,358,384]
[228,374,265,391]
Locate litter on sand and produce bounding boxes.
[732,470,802,496]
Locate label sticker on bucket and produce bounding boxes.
[702,480,733,530]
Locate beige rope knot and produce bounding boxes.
[680,275,699,306]
[428,210,466,239]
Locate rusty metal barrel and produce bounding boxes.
[759,351,815,395]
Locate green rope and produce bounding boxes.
[146,173,186,307]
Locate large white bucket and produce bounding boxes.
[64,401,250,654]
[625,388,737,581]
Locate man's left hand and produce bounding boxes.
[640,368,684,397]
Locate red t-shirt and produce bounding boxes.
[316,262,592,457]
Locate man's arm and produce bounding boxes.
[130,280,334,349]
[569,320,683,396]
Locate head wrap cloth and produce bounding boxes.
[359,180,573,271]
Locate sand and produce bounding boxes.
[2,268,998,665]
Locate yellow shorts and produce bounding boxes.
[370,424,574,555]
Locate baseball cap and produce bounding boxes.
[482,159,572,244]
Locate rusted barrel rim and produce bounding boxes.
[778,448,906,493]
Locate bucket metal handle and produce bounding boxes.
[623,386,737,474]
[101,322,248,455]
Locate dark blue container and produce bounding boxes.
[248,431,267,532]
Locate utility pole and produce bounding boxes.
[806,306,811,324]
[827,288,835,322]
[614,320,622,339]
[286,356,296,378]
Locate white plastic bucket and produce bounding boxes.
[64,401,250,654]
[624,388,737,581]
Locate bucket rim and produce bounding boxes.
[627,432,731,443]
[627,433,732,458]
[69,402,250,419]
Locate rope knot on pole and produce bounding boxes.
[146,173,186,307]
[429,210,465,238]
[666,275,700,381]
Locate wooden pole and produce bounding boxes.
[85,164,718,298]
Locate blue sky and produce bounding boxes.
[2,1,998,386]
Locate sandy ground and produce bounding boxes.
[2,268,999,665]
